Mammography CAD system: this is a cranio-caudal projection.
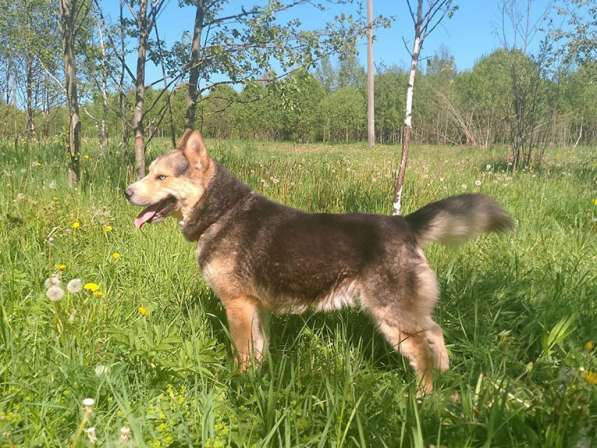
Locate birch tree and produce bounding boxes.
[393,0,456,215]
[367,0,375,148]
[59,0,87,186]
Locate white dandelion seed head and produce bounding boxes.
[85,427,97,444]
[95,365,109,376]
[486,164,492,171]
[475,180,482,187]
[120,426,131,441]
[44,274,62,289]
[82,398,95,408]
[67,278,83,294]
[46,285,65,302]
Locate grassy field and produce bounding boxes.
[1,138,595,447]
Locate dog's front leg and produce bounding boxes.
[225,297,266,371]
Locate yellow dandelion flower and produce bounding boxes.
[582,370,597,385]
[137,305,150,317]
[93,291,104,298]
[84,282,100,293]
[54,263,66,271]
[103,225,113,233]
[584,340,594,351]
[592,198,597,206]
[71,221,81,230]
[111,252,121,261]
[83,155,90,160]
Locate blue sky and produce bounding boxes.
[102,0,557,84]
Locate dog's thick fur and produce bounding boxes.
[125,130,513,393]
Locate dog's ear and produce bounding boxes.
[179,130,210,172]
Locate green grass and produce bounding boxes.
[0,138,595,447]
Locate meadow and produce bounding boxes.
[0,139,595,447]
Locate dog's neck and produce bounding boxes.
[180,162,252,241]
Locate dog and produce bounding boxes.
[125,130,513,394]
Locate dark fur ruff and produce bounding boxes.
[181,163,252,242]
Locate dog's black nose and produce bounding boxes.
[123,188,133,200]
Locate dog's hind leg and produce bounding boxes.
[362,260,448,394]
[224,296,267,371]
[375,319,436,395]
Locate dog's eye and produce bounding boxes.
[157,175,167,181]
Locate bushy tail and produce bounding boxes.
[404,194,513,246]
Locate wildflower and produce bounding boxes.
[93,291,104,298]
[46,285,65,302]
[585,340,594,351]
[84,283,100,293]
[111,252,121,261]
[103,224,113,233]
[474,179,482,187]
[582,370,597,385]
[120,426,131,442]
[83,155,90,160]
[486,164,492,171]
[44,274,62,288]
[592,199,597,206]
[95,365,109,376]
[54,263,66,271]
[138,305,150,317]
[67,279,83,294]
[82,398,95,413]
[71,221,81,230]
[85,427,97,444]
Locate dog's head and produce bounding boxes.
[124,130,213,228]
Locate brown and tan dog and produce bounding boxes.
[125,130,513,393]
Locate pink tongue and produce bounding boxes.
[134,210,157,229]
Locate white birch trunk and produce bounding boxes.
[393,31,421,215]
[367,0,375,148]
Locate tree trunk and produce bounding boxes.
[118,1,129,151]
[133,0,148,179]
[60,0,81,187]
[97,24,110,153]
[43,74,50,139]
[367,0,375,148]
[185,2,205,130]
[26,51,35,141]
[4,54,12,105]
[393,6,422,216]
[99,93,109,152]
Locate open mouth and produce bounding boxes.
[134,196,177,229]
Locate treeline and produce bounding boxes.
[3,48,595,147]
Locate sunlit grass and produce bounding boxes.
[0,138,595,446]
